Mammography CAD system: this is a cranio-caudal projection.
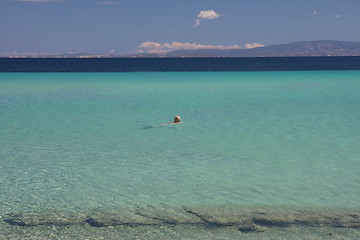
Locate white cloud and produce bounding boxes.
[138,41,243,54]
[194,10,222,27]
[194,19,201,27]
[198,10,222,20]
[245,43,265,49]
[334,14,341,18]
[313,10,318,15]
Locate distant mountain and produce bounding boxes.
[54,52,98,58]
[13,52,107,58]
[5,40,359,58]
[162,40,360,57]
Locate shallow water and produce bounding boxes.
[0,71,360,238]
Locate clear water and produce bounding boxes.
[1,71,360,239]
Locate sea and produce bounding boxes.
[0,57,360,239]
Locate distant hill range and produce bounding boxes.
[5,40,360,58]
[160,40,360,58]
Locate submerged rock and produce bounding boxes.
[4,209,87,227]
[238,225,257,233]
[4,206,360,230]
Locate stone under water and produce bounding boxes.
[3,206,360,232]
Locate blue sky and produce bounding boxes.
[1,0,359,56]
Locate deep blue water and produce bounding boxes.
[1,56,360,72]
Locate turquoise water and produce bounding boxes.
[1,71,360,239]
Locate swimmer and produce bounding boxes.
[160,116,182,126]
[173,116,181,124]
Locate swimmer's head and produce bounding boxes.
[174,116,181,123]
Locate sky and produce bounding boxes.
[1,0,360,56]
